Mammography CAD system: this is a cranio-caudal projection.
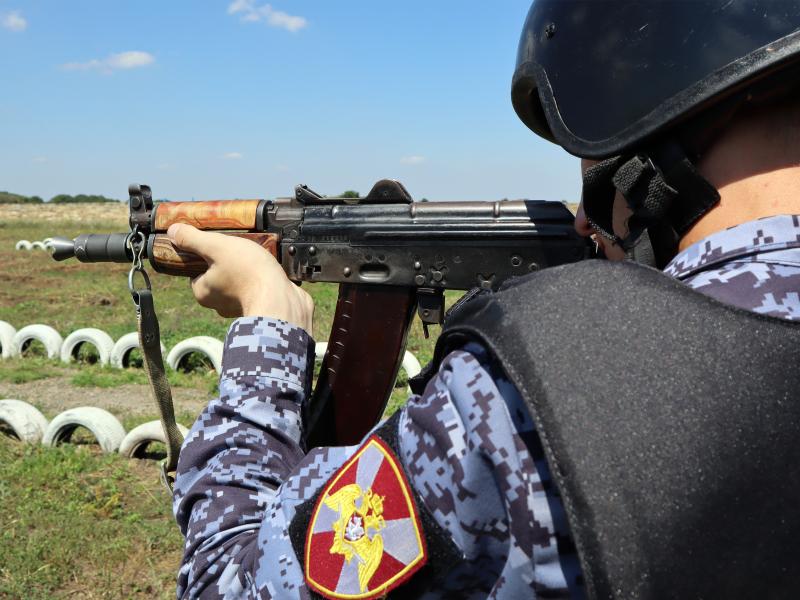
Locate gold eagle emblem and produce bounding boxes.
[324,484,387,592]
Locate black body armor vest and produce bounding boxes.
[427,260,800,599]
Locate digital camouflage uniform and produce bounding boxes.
[663,215,800,320]
[173,214,800,599]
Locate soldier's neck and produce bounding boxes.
[679,110,800,251]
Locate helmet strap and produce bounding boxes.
[580,141,720,268]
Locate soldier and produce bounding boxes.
[170,2,800,598]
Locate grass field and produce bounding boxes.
[0,206,448,598]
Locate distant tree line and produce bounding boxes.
[0,191,43,204]
[49,194,121,204]
[0,191,121,204]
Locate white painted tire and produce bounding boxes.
[12,324,63,359]
[0,399,49,443]
[60,328,115,366]
[167,336,223,374]
[314,342,421,392]
[42,237,53,246]
[42,407,126,453]
[118,420,189,458]
[0,321,16,359]
[110,332,166,369]
[15,240,32,250]
[31,241,47,251]
[401,351,422,379]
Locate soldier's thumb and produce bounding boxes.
[167,223,217,260]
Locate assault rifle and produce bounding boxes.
[50,179,591,448]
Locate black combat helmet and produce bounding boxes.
[511,0,800,267]
[512,0,800,158]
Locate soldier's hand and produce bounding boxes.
[167,223,314,332]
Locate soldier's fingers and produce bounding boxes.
[189,274,214,309]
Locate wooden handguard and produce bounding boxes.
[149,200,271,277]
[148,233,279,277]
[154,200,261,231]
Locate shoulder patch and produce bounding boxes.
[304,435,427,599]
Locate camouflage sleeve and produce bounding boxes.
[173,317,314,598]
[173,318,577,599]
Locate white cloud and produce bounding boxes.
[62,51,155,74]
[2,10,27,32]
[106,51,155,70]
[32,156,47,164]
[275,164,289,172]
[401,155,426,165]
[228,1,307,33]
[265,9,306,32]
[222,152,244,160]
[157,163,173,171]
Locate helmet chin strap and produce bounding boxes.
[581,141,721,269]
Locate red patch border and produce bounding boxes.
[304,435,428,599]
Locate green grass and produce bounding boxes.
[69,363,218,394]
[0,357,65,384]
[120,411,200,434]
[0,437,182,599]
[0,356,219,396]
[0,219,233,350]
[70,366,146,388]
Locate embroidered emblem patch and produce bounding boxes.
[305,435,427,599]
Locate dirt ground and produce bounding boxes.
[0,376,209,421]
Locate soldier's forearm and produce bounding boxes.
[172,317,314,598]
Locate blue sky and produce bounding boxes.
[0,1,580,202]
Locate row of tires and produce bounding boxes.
[0,321,223,373]
[0,399,189,457]
[0,321,425,388]
[0,344,421,458]
[15,238,54,251]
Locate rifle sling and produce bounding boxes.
[135,289,184,492]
